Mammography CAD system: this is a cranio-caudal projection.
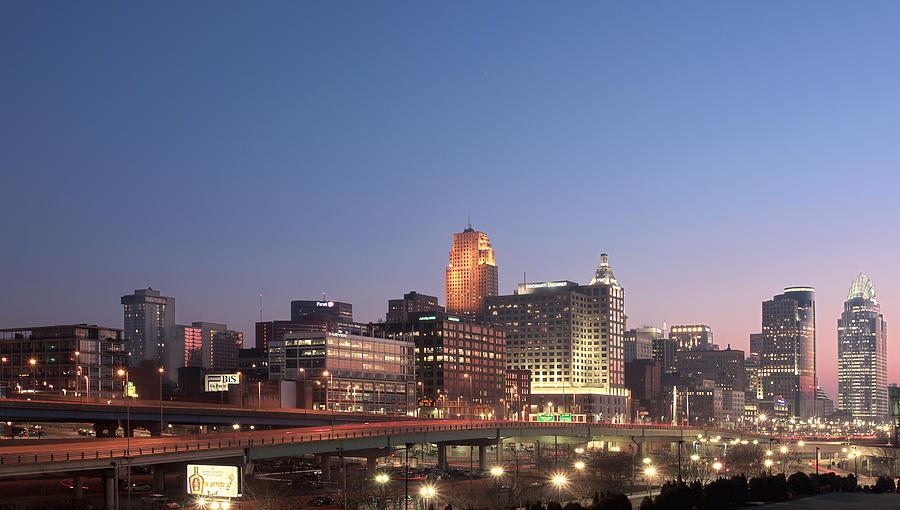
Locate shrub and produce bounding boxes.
[787,471,813,495]
[874,475,896,493]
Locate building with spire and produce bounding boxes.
[484,254,630,420]
[838,273,888,422]
[445,225,498,320]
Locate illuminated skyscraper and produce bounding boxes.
[121,287,176,366]
[445,225,497,320]
[838,273,888,422]
[485,254,630,419]
[757,287,817,418]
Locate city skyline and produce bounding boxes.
[5,3,900,402]
[0,228,895,400]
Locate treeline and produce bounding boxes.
[435,471,897,510]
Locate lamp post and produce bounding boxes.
[374,473,389,509]
[0,357,6,390]
[463,373,472,421]
[815,446,819,474]
[73,351,81,400]
[764,458,773,475]
[643,466,656,498]
[419,485,436,510]
[322,370,334,434]
[551,474,567,503]
[28,358,37,392]
[158,367,165,434]
[117,368,132,510]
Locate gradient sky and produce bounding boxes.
[4,2,900,399]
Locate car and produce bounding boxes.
[309,496,335,505]
[125,482,152,492]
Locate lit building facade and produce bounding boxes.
[670,325,715,351]
[371,312,506,419]
[0,324,126,398]
[181,322,243,372]
[625,327,657,362]
[446,226,498,320]
[652,336,677,375]
[485,254,629,420]
[676,346,747,393]
[838,273,888,422]
[121,287,176,366]
[290,299,353,322]
[757,287,817,418]
[387,291,444,324]
[267,331,415,414]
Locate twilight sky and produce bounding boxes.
[3,2,900,399]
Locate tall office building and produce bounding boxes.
[485,254,629,419]
[652,336,677,375]
[746,333,763,401]
[181,321,243,372]
[121,288,176,366]
[757,287,817,418]
[386,291,444,324]
[670,325,715,351]
[446,225,498,320]
[838,273,888,422]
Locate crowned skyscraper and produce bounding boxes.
[838,273,888,422]
[445,225,497,320]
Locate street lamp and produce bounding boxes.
[158,367,165,434]
[712,461,722,474]
[764,458,773,475]
[375,474,390,510]
[574,461,585,471]
[117,368,132,510]
[322,370,334,434]
[551,474,567,503]
[28,358,36,392]
[419,485,436,509]
[643,466,656,498]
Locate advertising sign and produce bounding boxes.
[205,373,240,392]
[187,464,240,498]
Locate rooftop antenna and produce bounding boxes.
[322,290,327,301]
[467,209,471,230]
[259,293,263,322]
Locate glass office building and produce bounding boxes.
[838,273,888,422]
[268,331,415,414]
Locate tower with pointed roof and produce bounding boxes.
[838,273,888,421]
[445,225,497,320]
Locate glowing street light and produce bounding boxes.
[551,474,567,502]
[490,466,504,477]
[643,466,656,498]
[712,461,722,472]
[642,457,652,464]
[779,446,788,454]
[765,450,773,456]
[574,461,585,470]
[690,454,700,461]
[764,458,774,474]
[797,440,805,447]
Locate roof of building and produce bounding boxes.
[848,272,876,301]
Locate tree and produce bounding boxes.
[787,471,812,496]
[874,476,896,493]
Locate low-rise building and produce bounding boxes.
[0,324,126,398]
[268,331,415,415]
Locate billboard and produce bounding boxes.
[187,464,240,498]
[205,374,240,392]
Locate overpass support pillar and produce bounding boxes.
[153,465,166,493]
[478,445,487,472]
[496,437,503,464]
[437,444,448,471]
[73,475,84,500]
[321,455,332,481]
[103,469,116,510]
[367,456,378,475]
